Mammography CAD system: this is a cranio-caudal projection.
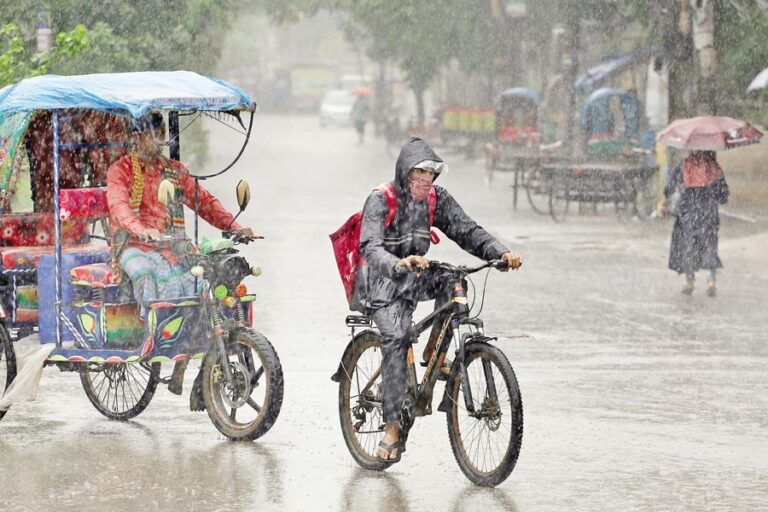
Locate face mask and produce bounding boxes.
[409,175,432,201]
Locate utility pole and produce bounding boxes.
[562,0,580,158]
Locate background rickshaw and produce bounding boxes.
[483,88,543,209]
[0,71,283,440]
[485,87,543,213]
[534,87,657,222]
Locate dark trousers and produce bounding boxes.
[370,271,454,424]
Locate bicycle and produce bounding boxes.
[331,259,523,487]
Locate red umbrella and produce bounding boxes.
[657,116,762,151]
[352,86,373,97]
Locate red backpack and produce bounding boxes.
[330,182,439,306]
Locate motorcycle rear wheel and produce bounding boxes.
[202,329,283,441]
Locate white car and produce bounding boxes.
[319,89,356,127]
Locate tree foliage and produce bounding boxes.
[1,0,244,77]
[1,22,88,87]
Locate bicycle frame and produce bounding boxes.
[349,263,500,437]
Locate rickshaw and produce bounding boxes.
[535,88,657,222]
[0,71,283,440]
[482,88,543,209]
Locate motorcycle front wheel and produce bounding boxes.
[202,329,283,441]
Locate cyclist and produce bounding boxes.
[356,137,522,462]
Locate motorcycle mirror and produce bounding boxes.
[236,179,251,211]
[158,179,176,207]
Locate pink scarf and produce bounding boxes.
[682,152,723,188]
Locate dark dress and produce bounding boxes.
[664,164,729,274]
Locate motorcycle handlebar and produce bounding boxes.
[222,231,263,245]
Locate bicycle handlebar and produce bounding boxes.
[394,259,507,276]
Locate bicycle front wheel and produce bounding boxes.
[446,343,523,487]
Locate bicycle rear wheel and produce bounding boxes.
[80,361,160,420]
[337,331,391,471]
[446,343,523,486]
[0,324,17,421]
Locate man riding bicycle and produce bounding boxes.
[356,137,522,462]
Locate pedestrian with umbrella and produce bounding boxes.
[657,116,762,296]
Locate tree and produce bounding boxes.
[1,22,88,87]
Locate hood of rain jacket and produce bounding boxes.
[353,138,509,311]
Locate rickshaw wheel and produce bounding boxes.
[0,324,17,421]
[633,176,656,221]
[80,361,161,421]
[549,174,570,222]
[523,168,551,215]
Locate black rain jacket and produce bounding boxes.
[354,137,509,311]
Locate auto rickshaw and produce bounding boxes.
[0,71,283,440]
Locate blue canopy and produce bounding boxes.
[580,88,640,137]
[0,71,255,117]
[498,87,542,103]
[574,45,659,96]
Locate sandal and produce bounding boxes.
[377,440,403,463]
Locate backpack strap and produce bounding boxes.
[427,186,436,226]
[376,182,398,228]
[376,182,438,243]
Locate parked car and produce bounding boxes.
[319,89,356,127]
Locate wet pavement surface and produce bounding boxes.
[1,115,767,511]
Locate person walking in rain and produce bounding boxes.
[356,137,522,462]
[351,95,369,144]
[664,150,729,296]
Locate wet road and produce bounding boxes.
[2,115,767,511]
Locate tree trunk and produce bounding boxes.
[414,86,426,128]
[660,0,695,121]
[691,0,717,114]
[562,0,581,158]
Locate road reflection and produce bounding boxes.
[449,484,520,512]
[341,468,410,512]
[0,427,285,511]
